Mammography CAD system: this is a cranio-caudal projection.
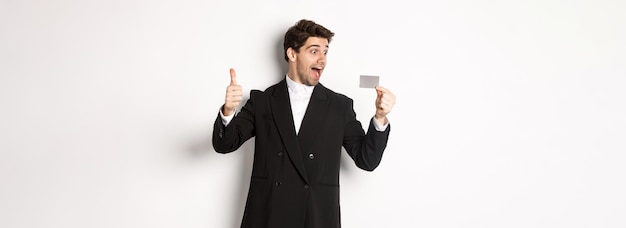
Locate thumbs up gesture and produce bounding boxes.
[223,68,243,116]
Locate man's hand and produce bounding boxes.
[374,85,395,125]
[223,68,243,116]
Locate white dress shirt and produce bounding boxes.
[220,75,389,134]
[285,75,315,134]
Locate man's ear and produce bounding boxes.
[287,48,296,62]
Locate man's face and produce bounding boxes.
[290,37,329,86]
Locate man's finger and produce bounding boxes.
[230,68,237,86]
[375,86,384,97]
[375,85,389,94]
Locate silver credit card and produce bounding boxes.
[359,75,379,88]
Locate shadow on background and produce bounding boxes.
[186,110,255,228]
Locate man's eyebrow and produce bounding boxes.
[306,44,329,49]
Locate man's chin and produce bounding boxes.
[304,82,319,86]
[303,77,320,86]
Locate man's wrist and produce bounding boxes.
[222,106,235,116]
[372,115,389,132]
[374,114,387,126]
[220,106,235,126]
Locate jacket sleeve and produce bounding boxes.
[342,98,391,171]
[212,90,259,153]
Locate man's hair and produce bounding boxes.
[283,19,335,62]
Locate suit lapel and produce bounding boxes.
[270,80,309,184]
[297,85,329,142]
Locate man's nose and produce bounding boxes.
[317,53,326,63]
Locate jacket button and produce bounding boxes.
[303,185,309,189]
[278,152,283,157]
[275,181,281,186]
[308,153,314,160]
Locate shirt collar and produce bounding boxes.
[286,75,315,96]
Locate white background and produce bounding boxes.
[1,0,625,227]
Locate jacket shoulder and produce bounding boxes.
[249,80,285,97]
[248,84,273,99]
[318,83,353,103]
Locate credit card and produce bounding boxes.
[359,75,379,88]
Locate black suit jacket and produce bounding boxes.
[213,79,390,228]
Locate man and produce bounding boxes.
[213,19,396,228]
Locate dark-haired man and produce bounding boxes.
[213,19,396,228]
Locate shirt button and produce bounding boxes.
[275,181,281,186]
[304,185,309,189]
[308,153,314,160]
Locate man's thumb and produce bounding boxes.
[229,68,237,85]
